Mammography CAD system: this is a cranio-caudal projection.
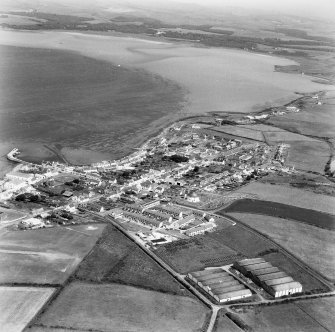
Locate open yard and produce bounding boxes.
[232,297,335,332]
[224,199,335,230]
[34,282,210,332]
[0,286,55,332]
[228,213,335,281]
[235,182,335,215]
[0,224,105,284]
[75,224,190,296]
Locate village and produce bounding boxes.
[0,118,292,248]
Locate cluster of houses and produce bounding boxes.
[0,119,292,232]
[110,202,217,244]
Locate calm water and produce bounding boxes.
[0,45,185,172]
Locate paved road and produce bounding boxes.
[97,213,218,332]
[90,211,335,332]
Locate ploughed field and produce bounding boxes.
[0,224,105,284]
[30,282,210,332]
[229,213,335,281]
[74,224,190,296]
[224,198,335,230]
[0,44,184,165]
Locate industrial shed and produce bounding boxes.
[187,268,252,303]
[233,258,303,298]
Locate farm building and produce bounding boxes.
[187,268,252,303]
[233,258,302,298]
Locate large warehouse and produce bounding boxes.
[187,268,252,303]
[233,258,302,298]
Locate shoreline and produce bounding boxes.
[10,88,327,170]
[0,28,333,171]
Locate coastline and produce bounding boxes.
[0,28,333,172]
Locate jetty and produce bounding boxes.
[6,148,33,166]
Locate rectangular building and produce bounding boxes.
[233,258,303,298]
[187,267,252,303]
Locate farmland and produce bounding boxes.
[224,199,335,230]
[155,224,276,273]
[263,130,316,143]
[214,310,243,332]
[266,90,335,139]
[34,282,210,332]
[285,140,330,173]
[75,224,190,296]
[0,286,55,332]
[235,182,335,215]
[211,125,264,141]
[294,297,335,332]
[229,213,335,280]
[232,298,335,332]
[0,224,105,284]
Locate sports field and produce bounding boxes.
[0,286,55,332]
[35,282,210,332]
[0,224,105,284]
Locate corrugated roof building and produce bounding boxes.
[187,268,252,303]
[233,258,302,298]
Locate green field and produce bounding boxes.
[224,199,335,230]
[155,224,275,273]
[214,310,243,332]
[229,213,335,280]
[267,91,335,139]
[0,286,55,332]
[0,208,26,223]
[295,297,335,332]
[233,297,335,332]
[75,224,189,296]
[235,182,335,215]
[34,282,210,332]
[285,140,330,173]
[0,224,105,284]
[211,125,265,141]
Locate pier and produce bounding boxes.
[6,148,33,166]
